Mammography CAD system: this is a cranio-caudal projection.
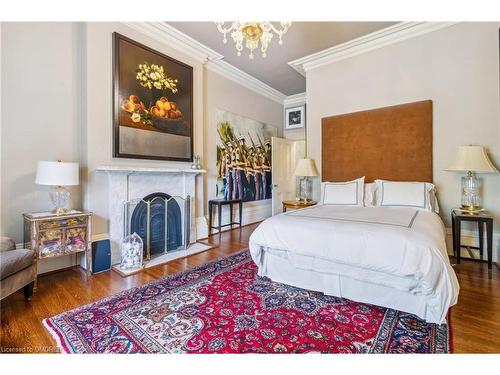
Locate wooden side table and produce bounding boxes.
[451,209,494,269]
[282,200,317,212]
[23,210,93,280]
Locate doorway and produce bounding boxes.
[271,138,306,215]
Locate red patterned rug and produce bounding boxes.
[43,250,451,353]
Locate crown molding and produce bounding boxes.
[122,22,287,104]
[289,22,458,76]
[205,59,286,104]
[122,22,224,63]
[283,92,306,107]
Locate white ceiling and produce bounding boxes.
[167,22,397,96]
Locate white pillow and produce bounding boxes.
[322,177,365,206]
[375,180,437,212]
[430,190,440,213]
[364,183,377,207]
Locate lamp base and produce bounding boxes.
[298,177,313,202]
[460,173,481,211]
[49,186,70,215]
[51,207,69,215]
[460,204,482,211]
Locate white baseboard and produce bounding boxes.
[195,216,209,239]
[243,202,272,223]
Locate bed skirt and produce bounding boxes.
[254,248,445,324]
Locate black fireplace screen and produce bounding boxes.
[125,193,190,259]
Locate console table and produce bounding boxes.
[208,199,242,235]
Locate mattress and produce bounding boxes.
[249,205,460,324]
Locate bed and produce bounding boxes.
[249,101,459,324]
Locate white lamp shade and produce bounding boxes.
[446,146,498,173]
[294,158,319,177]
[36,161,79,186]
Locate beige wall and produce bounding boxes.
[1,22,284,248]
[203,69,283,224]
[306,22,500,258]
[284,127,306,141]
[1,23,82,242]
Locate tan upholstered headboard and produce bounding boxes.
[321,100,433,183]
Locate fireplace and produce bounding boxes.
[96,166,206,265]
[124,193,191,260]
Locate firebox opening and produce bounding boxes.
[130,192,183,257]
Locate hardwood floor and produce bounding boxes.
[1,223,499,353]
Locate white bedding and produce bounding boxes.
[249,205,459,324]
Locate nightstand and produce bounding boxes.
[282,200,317,213]
[23,210,93,279]
[451,209,494,269]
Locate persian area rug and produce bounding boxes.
[43,250,451,354]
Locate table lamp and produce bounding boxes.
[445,145,498,211]
[36,160,79,214]
[294,158,319,202]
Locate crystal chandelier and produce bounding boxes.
[215,22,292,59]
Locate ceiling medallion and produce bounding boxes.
[215,22,292,59]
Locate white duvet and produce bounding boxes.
[249,205,459,324]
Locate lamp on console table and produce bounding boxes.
[36,160,79,214]
[294,158,319,202]
[445,145,498,211]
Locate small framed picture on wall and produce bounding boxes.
[284,105,305,130]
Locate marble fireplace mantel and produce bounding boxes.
[96,165,206,174]
[96,165,206,264]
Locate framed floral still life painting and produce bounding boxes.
[284,105,305,130]
[113,33,193,161]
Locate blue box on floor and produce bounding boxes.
[92,239,111,273]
